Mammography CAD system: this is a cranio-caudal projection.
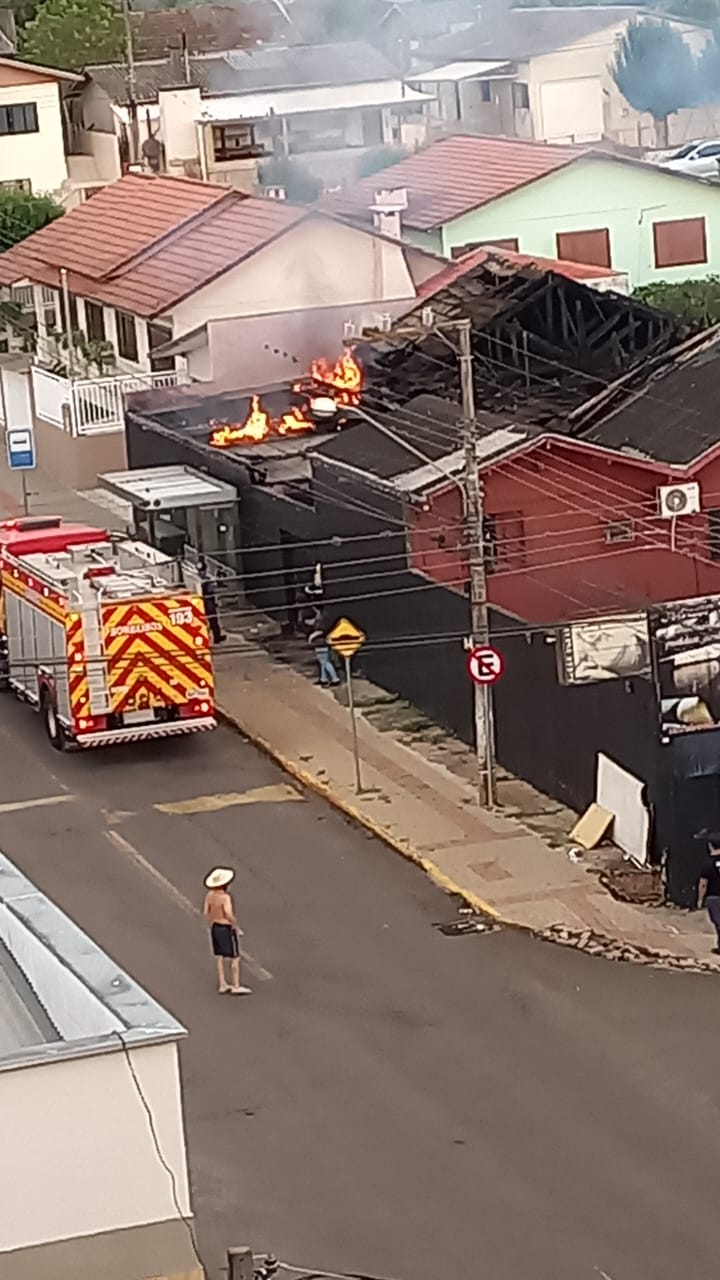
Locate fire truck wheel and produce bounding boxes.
[41,690,65,751]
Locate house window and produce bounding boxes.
[0,103,38,135]
[147,320,174,373]
[116,310,138,362]
[512,82,530,110]
[708,509,720,559]
[85,301,105,343]
[653,217,707,268]
[0,178,31,193]
[556,228,611,267]
[484,512,526,573]
[211,123,262,162]
[479,80,492,103]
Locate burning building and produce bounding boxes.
[206,348,365,449]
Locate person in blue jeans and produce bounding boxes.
[309,626,340,687]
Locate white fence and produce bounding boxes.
[31,366,187,436]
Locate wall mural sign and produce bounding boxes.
[557,613,651,686]
[650,595,720,734]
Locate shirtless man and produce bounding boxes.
[203,868,251,995]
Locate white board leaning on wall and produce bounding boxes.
[596,753,650,866]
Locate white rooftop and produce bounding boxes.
[197,78,434,123]
[101,465,237,511]
[0,851,186,1071]
[408,60,513,83]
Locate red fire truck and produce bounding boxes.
[0,516,216,749]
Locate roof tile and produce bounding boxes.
[319,134,581,230]
[0,173,307,317]
[418,244,621,297]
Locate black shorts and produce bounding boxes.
[211,923,239,958]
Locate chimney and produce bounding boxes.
[370,187,408,239]
[168,41,184,84]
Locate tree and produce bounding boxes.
[20,0,124,72]
[0,188,62,250]
[634,277,720,326]
[611,18,699,147]
[356,146,409,178]
[258,156,322,204]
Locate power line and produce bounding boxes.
[112,1030,206,1275]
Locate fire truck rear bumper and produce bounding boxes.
[74,716,217,747]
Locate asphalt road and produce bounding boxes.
[0,699,718,1280]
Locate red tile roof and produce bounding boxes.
[0,173,308,317]
[418,244,622,298]
[320,135,582,230]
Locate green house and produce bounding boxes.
[323,134,720,288]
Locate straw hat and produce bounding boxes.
[204,867,235,889]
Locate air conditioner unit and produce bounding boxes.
[658,482,701,519]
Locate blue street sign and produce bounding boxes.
[6,427,36,471]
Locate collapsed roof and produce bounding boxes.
[363,252,687,425]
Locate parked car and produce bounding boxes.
[661,139,720,179]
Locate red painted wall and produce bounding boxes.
[408,437,720,622]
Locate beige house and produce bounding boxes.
[413,6,716,148]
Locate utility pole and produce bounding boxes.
[458,320,495,807]
[121,0,139,166]
[359,315,497,807]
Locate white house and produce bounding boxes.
[85,41,433,190]
[0,55,81,196]
[0,850,198,1280]
[0,54,120,206]
[413,6,716,148]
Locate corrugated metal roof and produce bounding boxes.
[101,465,237,509]
[0,173,308,317]
[197,78,432,122]
[425,5,644,62]
[89,40,400,106]
[320,134,581,230]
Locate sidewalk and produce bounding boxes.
[1,457,717,971]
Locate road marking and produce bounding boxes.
[104,829,272,981]
[0,794,75,814]
[154,784,304,816]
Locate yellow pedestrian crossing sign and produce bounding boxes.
[327,616,366,659]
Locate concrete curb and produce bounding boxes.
[216,704,503,922]
[217,704,720,973]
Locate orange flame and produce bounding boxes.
[208,348,363,448]
[310,349,363,405]
[209,395,315,448]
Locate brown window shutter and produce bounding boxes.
[555,228,611,267]
[653,217,707,268]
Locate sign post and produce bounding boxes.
[5,426,36,515]
[327,616,366,794]
[466,644,504,806]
